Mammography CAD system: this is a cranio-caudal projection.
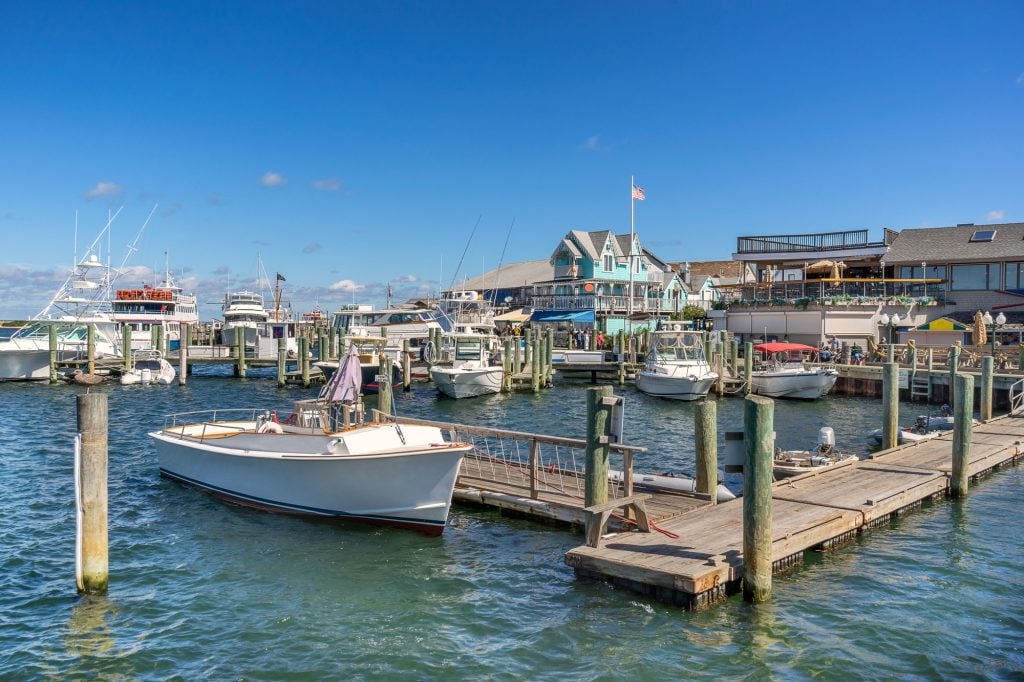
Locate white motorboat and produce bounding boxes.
[120,350,176,385]
[635,329,717,401]
[609,469,736,503]
[750,342,838,399]
[0,215,131,381]
[773,427,858,478]
[313,336,402,394]
[332,305,443,346]
[429,334,503,399]
[148,352,472,535]
[111,259,198,351]
[868,408,962,447]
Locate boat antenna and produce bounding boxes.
[489,216,515,306]
[113,204,156,287]
[447,214,481,290]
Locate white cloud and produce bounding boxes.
[261,172,287,187]
[329,279,365,293]
[394,274,418,283]
[312,177,342,192]
[302,241,322,254]
[85,181,123,199]
[583,134,601,150]
[987,210,1005,221]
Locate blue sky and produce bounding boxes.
[1,1,1022,319]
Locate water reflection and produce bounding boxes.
[65,595,118,658]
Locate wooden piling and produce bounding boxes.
[743,394,774,603]
[584,386,614,508]
[882,362,899,450]
[150,324,159,352]
[277,337,287,388]
[299,337,310,388]
[502,338,513,392]
[948,344,960,404]
[514,335,522,373]
[980,356,994,422]
[951,372,974,498]
[178,323,189,386]
[531,338,541,393]
[378,356,392,416]
[402,339,411,391]
[76,393,108,594]
[87,323,96,375]
[524,329,533,369]
[234,327,246,378]
[744,341,753,395]
[48,323,58,384]
[121,323,132,375]
[729,339,738,379]
[695,400,717,505]
[927,348,934,401]
[545,329,554,386]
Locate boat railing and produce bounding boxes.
[374,411,648,503]
[1010,378,1024,416]
[162,408,262,435]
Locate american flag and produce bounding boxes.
[632,185,645,201]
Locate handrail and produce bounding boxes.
[1010,378,1024,416]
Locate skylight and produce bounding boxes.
[970,230,996,242]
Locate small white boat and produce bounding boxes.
[635,329,717,401]
[313,335,402,394]
[868,408,962,447]
[120,350,176,385]
[609,469,736,502]
[429,334,503,399]
[750,342,837,399]
[774,427,858,478]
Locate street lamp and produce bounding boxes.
[879,312,900,361]
[983,311,1007,355]
[921,261,927,299]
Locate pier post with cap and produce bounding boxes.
[378,355,393,416]
[502,338,513,392]
[87,323,96,375]
[743,394,774,603]
[402,339,411,391]
[49,323,59,384]
[948,344,960,404]
[585,386,614,509]
[76,393,108,594]
[695,400,718,504]
[531,338,541,393]
[980,356,993,422]
[277,337,287,388]
[952,373,974,497]
[299,337,310,388]
[121,323,132,376]
[882,362,899,450]
[744,342,753,395]
[178,323,189,386]
[546,329,554,386]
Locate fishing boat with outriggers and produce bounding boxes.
[148,345,472,535]
[749,342,838,399]
[635,328,717,401]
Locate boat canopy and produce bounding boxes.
[529,310,595,323]
[754,342,818,354]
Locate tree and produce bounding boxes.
[682,305,707,321]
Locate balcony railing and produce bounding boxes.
[724,281,945,305]
[736,229,881,255]
[528,295,683,314]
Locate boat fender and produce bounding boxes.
[257,421,283,434]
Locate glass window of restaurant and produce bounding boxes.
[1004,262,1024,290]
[950,263,998,291]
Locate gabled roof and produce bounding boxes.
[884,222,1024,263]
[444,259,552,293]
[615,234,634,257]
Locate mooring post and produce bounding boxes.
[234,327,245,377]
[744,341,753,395]
[524,328,533,369]
[907,342,917,379]
[729,339,739,378]
[980,356,994,422]
[743,394,774,603]
[378,355,393,416]
[887,339,894,363]
[585,385,614,509]
[716,351,724,396]
[178,322,189,386]
[87,323,96,375]
[277,337,287,387]
[948,344,960,405]
[546,329,554,386]
[882,362,899,450]
[299,337,310,388]
[502,338,513,392]
[49,323,58,384]
[952,372,974,498]
[927,348,934,401]
[536,335,544,391]
[150,323,159,352]
[121,322,132,375]
[537,335,546,388]
[402,339,411,391]
[76,393,108,594]
[514,334,522,373]
[695,400,718,505]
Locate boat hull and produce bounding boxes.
[430,366,503,399]
[149,423,469,535]
[635,371,715,401]
[751,368,838,399]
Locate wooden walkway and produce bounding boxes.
[564,415,1024,609]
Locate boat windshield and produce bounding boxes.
[454,339,484,361]
[17,322,90,341]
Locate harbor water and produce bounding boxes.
[1,372,1021,678]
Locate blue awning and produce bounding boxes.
[529,310,595,323]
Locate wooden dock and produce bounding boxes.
[563,414,1024,608]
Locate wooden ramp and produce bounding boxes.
[564,416,1024,609]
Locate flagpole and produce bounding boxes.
[628,176,635,334]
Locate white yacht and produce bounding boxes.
[429,334,503,399]
[332,305,442,346]
[750,342,838,400]
[111,260,198,351]
[635,329,717,401]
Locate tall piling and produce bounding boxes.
[234,327,246,378]
[952,372,974,497]
[402,339,411,391]
[299,337,310,388]
[584,386,614,508]
[881,362,899,450]
[121,323,132,375]
[743,395,774,603]
[502,338,513,392]
[49,323,58,384]
[378,356,393,416]
[178,323,189,385]
[948,344,960,404]
[744,342,753,395]
[695,400,718,504]
[277,337,287,388]
[531,338,541,393]
[87,323,96,375]
[980,356,994,422]
[76,393,108,594]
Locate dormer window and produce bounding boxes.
[603,254,614,271]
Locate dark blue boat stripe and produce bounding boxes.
[160,468,445,528]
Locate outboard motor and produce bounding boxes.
[817,427,835,455]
